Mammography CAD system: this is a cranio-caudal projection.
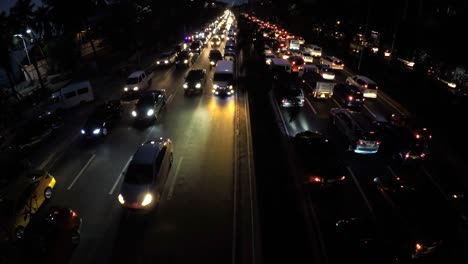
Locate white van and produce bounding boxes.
[48,81,94,112]
[213,60,235,95]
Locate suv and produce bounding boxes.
[209,49,223,68]
[190,40,203,54]
[183,69,207,95]
[346,75,378,98]
[175,50,194,68]
[333,84,365,109]
[330,108,381,154]
[320,56,344,70]
[118,138,173,209]
[131,90,166,123]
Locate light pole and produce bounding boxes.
[14,34,31,65]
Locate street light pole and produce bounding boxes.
[357,0,371,72]
[14,34,31,65]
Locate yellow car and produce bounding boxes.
[0,170,56,241]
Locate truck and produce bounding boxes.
[312,81,335,99]
[302,65,334,99]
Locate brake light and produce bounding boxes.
[376,141,381,145]
[311,176,322,183]
[348,96,353,101]
[420,153,426,158]
[415,134,421,139]
[363,84,368,88]
[405,152,410,159]
[292,61,296,65]
[358,140,364,145]
[72,211,77,217]
[369,131,375,134]
[340,176,346,181]
[429,135,432,139]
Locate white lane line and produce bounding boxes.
[270,93,290,136]
[387,165,398,178]
[332,98,342,108]
[422,166,449,201]
[108,155,133,195]
[305,97,318,115]
[167,93,174,104]
[67,154,96,190]
[245,92,257,264]
[363,104,377,118]
[167,157,184,200]
[346,166,374,214]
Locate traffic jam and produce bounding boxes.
[242,13,466,263]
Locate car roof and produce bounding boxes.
[128,71,145,78]
[355,75,376,84]
[131,142,163,165]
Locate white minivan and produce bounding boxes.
[213,60,235,95]
[48,81,94,112]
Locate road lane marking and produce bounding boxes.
[346,166,374,214]
[167,156,183,200]
[387,165,398,178]
[244,92,257,263]
[332,98,342,108]
[305,97,318,115]
[40,133,80,170]
[143,126,155,144]
[270,93,290,136]
[422,166,449,201]
[363,104,377,118]
[108,155,133,195]
[67,154,96,190]
[167,93,174,104]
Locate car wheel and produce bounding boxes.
[71,231,80,245]
[44,187,53,199]
[102,127,108,136]
[15,226,24,239]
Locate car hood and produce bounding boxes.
[83,118,103,130]
[120,183,151,204]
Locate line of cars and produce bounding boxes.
[244,13,464,263]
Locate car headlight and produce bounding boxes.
[184,59,188,64]
[210,61,215,65]
[118,194,125,204]
[141,193,153,206]
[228,85,233,89]
[132,110,137,117]
[124,87,128,91]
[93,128,101,134]
[195,83,201,88]
[213,84,218,89]
[156,61,160,64]
[183,83,188,89]
[147,109,154,116]
[164,60,169,64]
[133,86,139,91]
[80,129,85,135]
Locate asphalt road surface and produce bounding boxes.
[19,38,247,263]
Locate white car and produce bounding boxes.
[320,56,344,70]
[316,65,335,80]
[346,75,378,98]
[302,52,313,64]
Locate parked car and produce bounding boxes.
[80,100,121,139]
[0,170,56,242]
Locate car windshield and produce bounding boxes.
[286,88,302,97]
[190,42,200,48]
[124,163,153,184]
[334,60,343,65]
[136,95,154,106]
[186,70,204,81]
[126,77,139,85]
[313,47,321,51]
[214,73,233,82]
[86,105,108,125]
[178,51,190,58]
[366,83,378,89]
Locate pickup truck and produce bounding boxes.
[312,81,335,99]
[122,70,154,101]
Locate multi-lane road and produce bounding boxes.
[16,24,259,263]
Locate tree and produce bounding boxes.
[0,12,19,97]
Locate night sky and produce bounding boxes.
[0,0,41,13]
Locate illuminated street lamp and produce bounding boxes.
[13,34,31,65]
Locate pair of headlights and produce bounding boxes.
[124,86,139,92]
[118,193,153,207]
[183,83,202,89]
[81,128,101,135]
[131,109,154,117]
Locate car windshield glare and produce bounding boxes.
[126,77,139,85]
[124,164,153,184]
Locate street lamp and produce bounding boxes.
[13,34,32,65]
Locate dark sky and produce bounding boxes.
[0,0,42,13]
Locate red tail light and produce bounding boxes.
[363,84,368,88]
[340,176,346,181]
[358,140,364,145]
[405,152,410,159]
[415,134,421,139]
[292,61,296,65]
[348,96,353,101]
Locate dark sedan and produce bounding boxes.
[208,49,223,68]
[131,90,166,123]
[81,100,121,138]
[183,69,207,95]
[294,131,347,187]
[21,206,82,264]
[175,50,194,68]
